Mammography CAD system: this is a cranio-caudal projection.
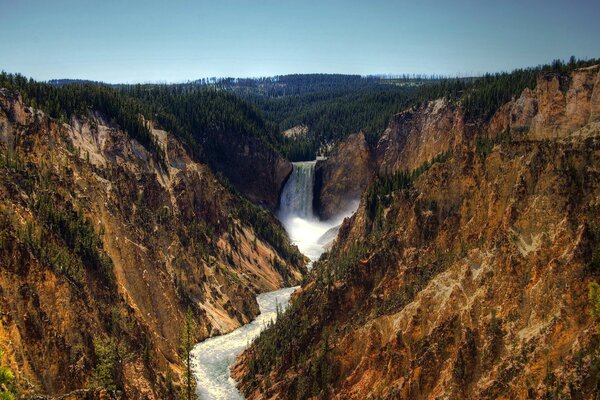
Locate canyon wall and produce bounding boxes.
[314,132,374,220]
[235,66,600,399]
[376,98,464,174]
[207,130,292,210]
[490,64,600,139]
[0,89,305,399]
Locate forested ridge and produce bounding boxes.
[0,73,283,169]
[0,73,167,166]
[2,57,598,164]
[183,57,599,160]
[253,57,598,160]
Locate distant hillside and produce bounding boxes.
[48,78,108,86]
[199,58,600,161]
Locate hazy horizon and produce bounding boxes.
[1,0,599,83]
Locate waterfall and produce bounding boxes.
[193,160,359,399]
[279,161,317,220]
[278,161,341,263]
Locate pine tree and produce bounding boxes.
[92,337,118,390]
[179,308,199,400]
[0,350,17,400]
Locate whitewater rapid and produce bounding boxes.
[192,160,356,399]
[191,287,296,400]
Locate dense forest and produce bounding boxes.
[2,57,598,164]
[205,74,441,159]
[192,57,599,160]
[0,72,282,171]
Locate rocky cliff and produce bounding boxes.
[314,132,374,220]
[234,67,600,399]
[490,64,600,140]
[207,130,292,210]
[375,97,464,174]
[313,98,462,222]
[0,89,305,399]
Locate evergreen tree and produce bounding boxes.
[92,337,119,390]
[179,308,199,400]
[0,350,17,400]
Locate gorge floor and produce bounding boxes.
[192,161,357,399]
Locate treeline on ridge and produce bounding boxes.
[222,57,599,161]
[2,57,598,165]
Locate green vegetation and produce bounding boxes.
[589,222,600,272]
[0,350,17,400]
[246,292,334,399]
[17,195,114,288]
[237,75,442,159]
[0,72,166,167]
[19,221,85,286]
[34,194,114,285]
[119,84,282,163]
[586,281,600,394]
[92,308,143,391]
[0,72,283,171]
[92,337,120,390]
[4,57,597,165]
[365,150,453,225]
[475,130,512,160]
[0,145,113,287]
[589,281,600,334]
[230,57,598,160]
[426,57,598,122]
[179,308,199,400]
[461,69,536,121]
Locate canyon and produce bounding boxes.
[0,62,599,400]
[234,66,600,399]
[0,88,305,398]
[193,159,354,399]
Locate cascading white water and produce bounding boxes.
[279,161,316,220]
[193,160,358,399]
[191,287,297,400]
[278,161,353,264]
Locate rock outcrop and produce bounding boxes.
[207,130,292,210]
[490,64,600,139]
[0,89,305,399]
[234,67,600,400]
[314,132,374,220]
[376,98,463,174]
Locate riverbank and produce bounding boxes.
[191,287,298,400]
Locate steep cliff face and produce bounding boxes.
[207,130,292,210]
[313,101,462,221]
[0,89,305,399]
[314,132,374,220]
[490,64,600,139]
[376,98,464,174]
[234,67,600,399]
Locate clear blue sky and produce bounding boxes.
[1,0,599,83]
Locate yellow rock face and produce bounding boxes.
[0,89,305,398]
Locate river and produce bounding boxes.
[192,160,354,399]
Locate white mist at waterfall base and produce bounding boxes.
[192,161,357,399]
[278,161,357,265]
